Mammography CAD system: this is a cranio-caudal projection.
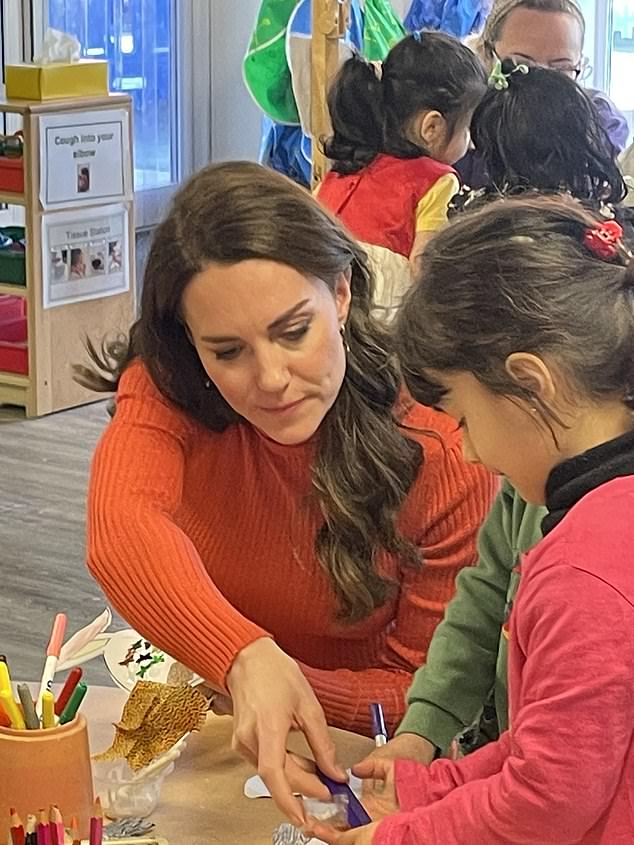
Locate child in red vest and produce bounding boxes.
[318,32,486,322]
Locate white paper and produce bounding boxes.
[39,109,131,210]
[58,608,112,667]
[42,203,129,309]
[244,772,363,800]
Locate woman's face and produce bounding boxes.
[181,259,352,445]
[494,9,584,77]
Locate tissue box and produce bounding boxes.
[5,60,108,101]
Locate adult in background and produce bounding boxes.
[458,0,629,187]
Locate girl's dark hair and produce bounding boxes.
[323,32,486,174]
[76,160,422,623]
[395,193,634,418]
[471,63,626,204]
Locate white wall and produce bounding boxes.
[390,0,412,20]
[210,0,262,162]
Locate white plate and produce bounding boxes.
[103,629,181,691]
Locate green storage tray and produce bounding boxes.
[0,226,26,286]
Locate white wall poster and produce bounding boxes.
[39,109,131,209]
[42,203,129,309]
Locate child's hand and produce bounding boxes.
[354,757,399,819]
[356,732,436,767]
[305,819,381,845]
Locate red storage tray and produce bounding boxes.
[0,158,25,194]
[0,294,25,321]
[0,294,28,374]
[0,340,28,374]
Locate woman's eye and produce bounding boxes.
[214,347,241,361]
[282,322,310,342]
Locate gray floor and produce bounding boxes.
[0,400,120,685]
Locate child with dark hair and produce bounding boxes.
[455,60,627,210]
[311,194,634,845]
[457,0,629,187]
[317,32,486,321]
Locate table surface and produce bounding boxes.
[84,686,374,845]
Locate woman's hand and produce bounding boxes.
[355,732,436,768]
[226,637,346,824]
[209,692,233,716]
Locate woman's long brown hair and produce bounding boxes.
[77,161,422,622]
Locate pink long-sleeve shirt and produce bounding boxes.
[376,475,634,844]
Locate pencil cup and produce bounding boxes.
[0,714,94,839]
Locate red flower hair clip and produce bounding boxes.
[583,220,624,261]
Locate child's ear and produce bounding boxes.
[418,110,447,148]
[505,352,556,406]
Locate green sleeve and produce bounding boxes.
[396,481,528,754]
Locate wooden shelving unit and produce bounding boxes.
[0,283,27,297]
[310,0,350,186]
[0,191,26,206]
[0,93,135,416]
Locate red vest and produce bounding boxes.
[318,154,455,258]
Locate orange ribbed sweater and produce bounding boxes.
[88,362,495,734]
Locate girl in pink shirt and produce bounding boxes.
[309,194,634,844]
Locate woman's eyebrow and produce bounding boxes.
[200,299,311,343]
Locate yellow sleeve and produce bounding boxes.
[415,173,460,232]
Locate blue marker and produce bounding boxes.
[370,702,388,747]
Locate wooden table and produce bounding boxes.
[84,686,374,845]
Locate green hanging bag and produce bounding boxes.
[243,0,301,125]
[362,0,406,61]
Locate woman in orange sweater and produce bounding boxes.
[82,161,493,824]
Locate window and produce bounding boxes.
[4,1,261,228]
[607,0,634,144]
[48,0,177,190]
[37,0,215,228]
[584,0,634,147]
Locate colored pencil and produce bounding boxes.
[89,797,103,845]
[16,684,39,730]
[0,689,25,730]
[9,808,25,845]
[0,658,12,696]
[59,681,87,725]
[54,667,82,716]
[0,656,14,727]
[0,698,11,728]
[36,809,52,845]
[49,806,64,845]
[41,690,56,729]
[70,815,81,845]
[36,613,67,717]
[24,815,36,845]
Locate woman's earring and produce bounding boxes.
[204,379,212,390]
[339,323,351,353]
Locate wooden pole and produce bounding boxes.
[311,0,350,187]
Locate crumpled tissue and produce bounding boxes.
[35,27,81,64]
